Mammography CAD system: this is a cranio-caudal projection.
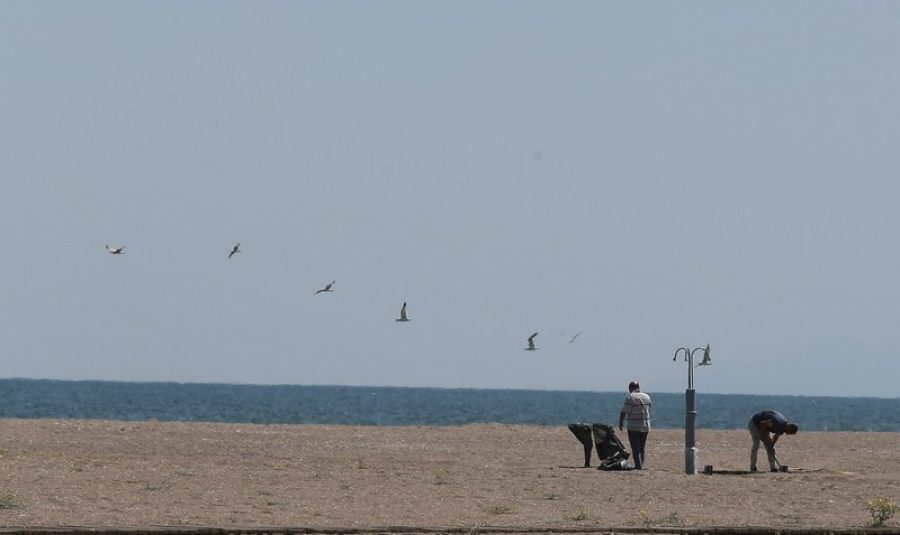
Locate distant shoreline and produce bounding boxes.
[6,415,900,434]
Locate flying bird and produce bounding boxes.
[561,332,582,343]
[695,344,712,367]
[228,242,241,259]
[315,280,336,294]
[525,332,539,350]
[105,244,125,254]
[396,302,410,322]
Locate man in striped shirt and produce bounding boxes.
[619,380,652,469]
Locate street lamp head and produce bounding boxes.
[673,347,688,361]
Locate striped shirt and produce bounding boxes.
[621,391,652,432]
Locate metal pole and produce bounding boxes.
[685,387,697,474]
[673,346,700,475]
[688,349,694,389]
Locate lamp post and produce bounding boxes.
[673,344,712,474]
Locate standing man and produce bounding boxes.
[748,410,799,472]
[619,381,652,470]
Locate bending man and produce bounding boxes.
[748,410,799,472]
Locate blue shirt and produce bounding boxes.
[752,410,789,434]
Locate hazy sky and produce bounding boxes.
[3,2,899,397]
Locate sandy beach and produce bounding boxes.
[0,419,898,530]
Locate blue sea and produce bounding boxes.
[0,378,897,431]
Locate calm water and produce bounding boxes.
[0,378,897,431]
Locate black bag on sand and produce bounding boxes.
[591,423,632,470]
[567,423,594,467]
[599,456,631,471]
[567,422,631,469]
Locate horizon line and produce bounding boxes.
[2,376,896,401]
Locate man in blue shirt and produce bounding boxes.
[748,410,799,472]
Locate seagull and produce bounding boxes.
[105,244,125,254]
[695,344,712,367]
[396,302,410,322]
[561,331,582,343]
[315,280,335,294]
[525,332,539,351]
[228,242,241,259]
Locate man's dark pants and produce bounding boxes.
[627,430,648,469]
